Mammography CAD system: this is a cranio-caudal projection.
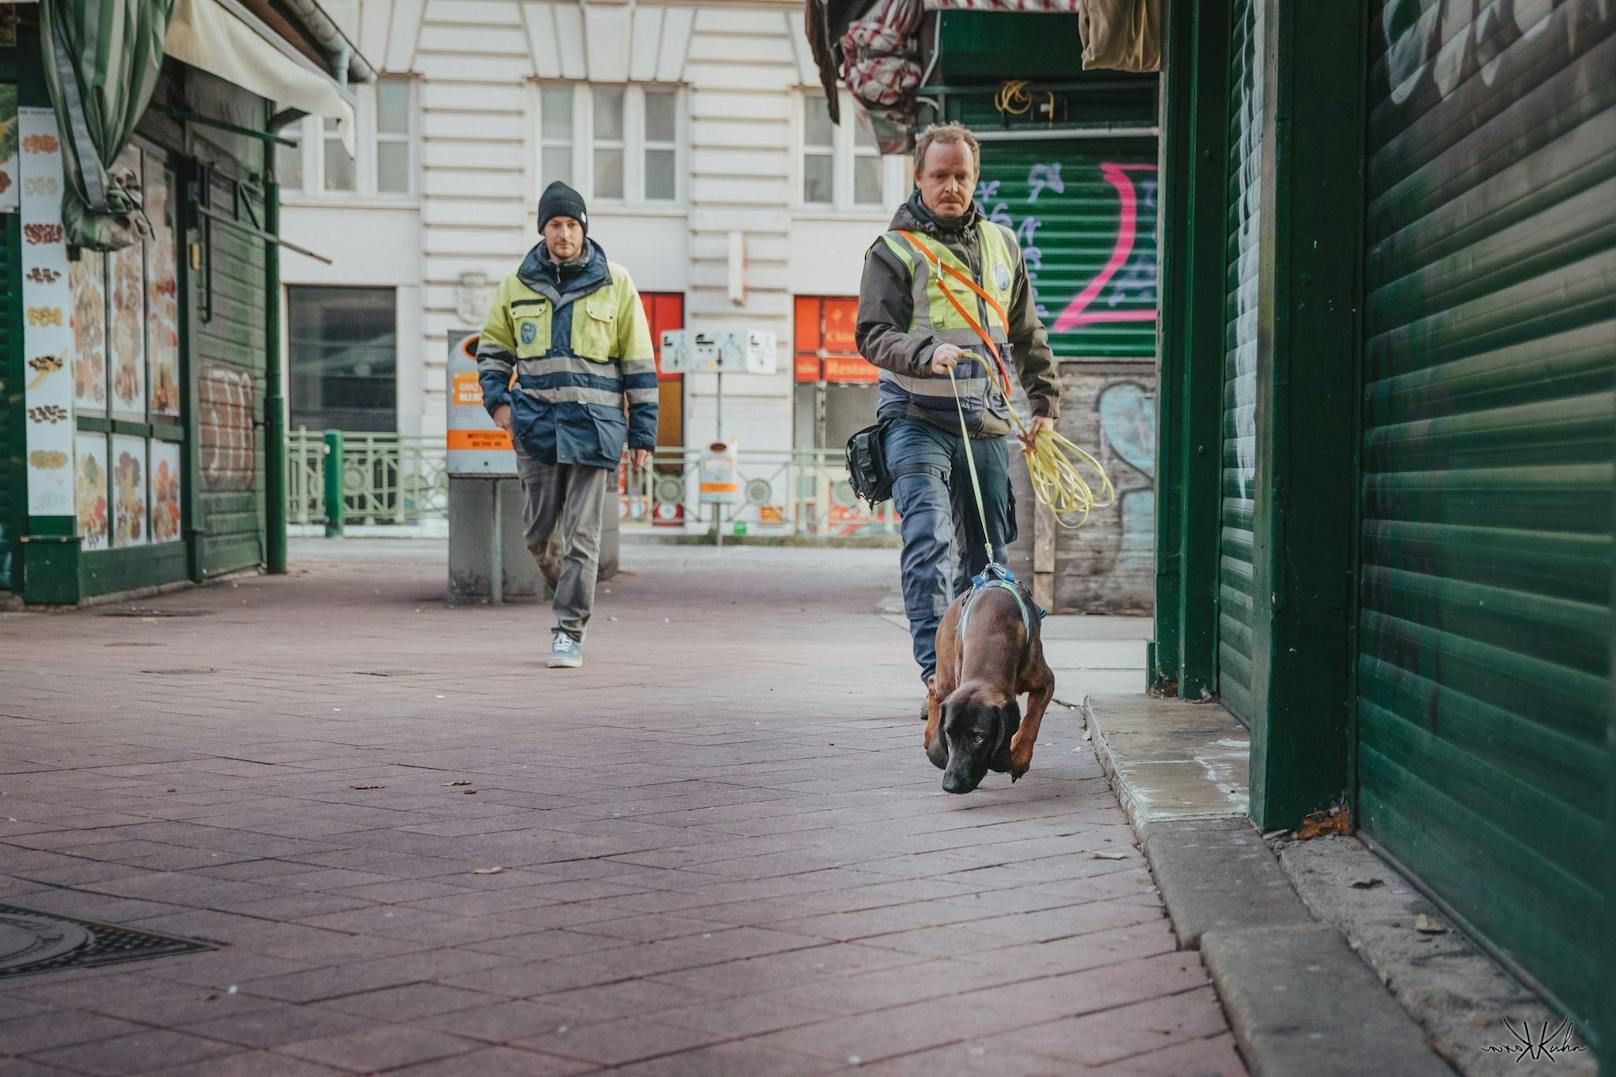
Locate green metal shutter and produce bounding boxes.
[974,139,1158,361]
[1359,3,1614,1034]
[1217,0,1261,724]
[195,168,267,578]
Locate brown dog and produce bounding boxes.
[924,578,1056,794]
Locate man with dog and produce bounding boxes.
[476,181,658,669]
[855,122,1062,703]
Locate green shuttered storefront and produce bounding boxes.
[1217,0,1261,725]
[1358,1,1614,1030]
[975,139,1158,361]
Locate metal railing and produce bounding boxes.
[288,428,449,529]
[289,431,896,539]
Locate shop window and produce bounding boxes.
[288,287,397,433]
[66,143,184,551]
[794,296,878,452]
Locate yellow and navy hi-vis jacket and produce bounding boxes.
[476,239,657,470]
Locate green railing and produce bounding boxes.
[288,428,448,530]
[288,431,896,539]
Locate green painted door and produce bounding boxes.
[974,138,1158,361]
[1359,1,1614,1038]
[1217,0,1262,725]
[193,167,268,578]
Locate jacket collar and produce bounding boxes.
[516,238,610,304]
[890,189,983,240]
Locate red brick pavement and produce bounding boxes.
[0,542,1244,1075]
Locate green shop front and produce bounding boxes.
[0,0,368,604]
[1149,0,1615,1057]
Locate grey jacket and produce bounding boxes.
[856,193,1061,437]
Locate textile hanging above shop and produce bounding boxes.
[804,0,923,153]
[923,0,1081,10]
[39,0,178,251]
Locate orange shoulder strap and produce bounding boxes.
[896,229,1013,395]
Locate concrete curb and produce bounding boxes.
[1085,699,1457,1076]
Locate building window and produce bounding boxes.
[278,78,415,200]
[593,86,627,200]
[802,100,834,205]
[799,92,901,211]
[375,77,412,194]
[644,89,678,202]
[534,84,684,206]
[540,85,574,188]
[289,287,397,432]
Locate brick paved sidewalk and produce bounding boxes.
[0,542,1244,1076]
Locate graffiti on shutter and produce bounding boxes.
[199,361,254,492]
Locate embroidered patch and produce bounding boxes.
[519,320,538,346]
[994,263,1012,291]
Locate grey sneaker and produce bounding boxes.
[548,633,583,669]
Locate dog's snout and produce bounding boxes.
[942,770,976,795]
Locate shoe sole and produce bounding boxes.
[548,657,583,669]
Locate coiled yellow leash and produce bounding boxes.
[951,358,1116,530]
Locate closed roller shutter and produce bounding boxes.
[1359,2,1614,1030]
[1218,0,1262,724]
[974,138,1158,361]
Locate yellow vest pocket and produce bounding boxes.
[573,295,618,363]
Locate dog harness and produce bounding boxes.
[957,564,1044,657]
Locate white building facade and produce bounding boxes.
[277,0,910,472]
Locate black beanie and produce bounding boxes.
[537,181,588,234]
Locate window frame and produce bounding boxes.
[795,91,906,213]
[276,77,417,202]
[531,82,687,209]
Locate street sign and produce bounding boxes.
[445,332,516,477]
[659,330,778,375]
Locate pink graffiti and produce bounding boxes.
[1052,163,1160,333]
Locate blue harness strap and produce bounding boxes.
[957,563,1045,654]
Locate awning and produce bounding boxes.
[165,0,356,152]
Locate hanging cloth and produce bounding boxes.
[1077,0,1162,73]
[39,0,178,251]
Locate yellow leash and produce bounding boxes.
[955,353,1117,530]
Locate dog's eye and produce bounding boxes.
[972,734,986,747]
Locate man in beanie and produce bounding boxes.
[476,181,657,668]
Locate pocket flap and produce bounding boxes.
[584,295,618,323]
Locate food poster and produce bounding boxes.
[70,254,107,414]
[145,156,181,418]
[108,147,146,422]
[0,84,17,214]
[112,435,148,547]
[149,440,182,544]
[75,432,109,552]
[20,107,74,517]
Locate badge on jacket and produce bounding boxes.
[519,320,538,346]
[994,263,1012,291]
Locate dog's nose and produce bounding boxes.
[942,771,976,795]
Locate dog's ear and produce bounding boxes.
[1000,700,1022,740]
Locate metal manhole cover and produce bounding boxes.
[0,904,214,980]
[140,668,217,676]
[0,911,92,972]
[98,608,211,618]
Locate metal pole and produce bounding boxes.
[491,480,504,603]
[264,173,287,572]
[715,370,723,443]
[323,429,345,537]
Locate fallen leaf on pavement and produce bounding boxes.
[462,789,478,795]
[1413,914,1446,934]
[1297,804,1352,840]
[446,780,472,786]
[350,784,384,790]
[1091,850,1128,860]
[471,866,505,875]
[1350,878,1383,890]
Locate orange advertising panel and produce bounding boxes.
[795,295,876,383]
[447,429,513,451]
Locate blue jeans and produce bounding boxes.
[883,418,1017,682]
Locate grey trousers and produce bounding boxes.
[514,454,610,641]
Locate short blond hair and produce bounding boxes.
[913,122,981,177]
